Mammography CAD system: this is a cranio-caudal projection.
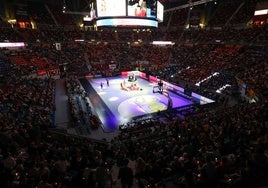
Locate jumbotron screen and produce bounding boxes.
[94,0,163,27]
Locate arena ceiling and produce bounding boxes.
[4,0,264,14]
[6,0,213,11]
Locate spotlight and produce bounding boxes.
[63,0,67,13]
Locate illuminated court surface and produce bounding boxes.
[82,76,193,132]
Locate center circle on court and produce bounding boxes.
[118,95,167,118]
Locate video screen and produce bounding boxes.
[94,0,161,27]
[128,0,157,18]
[96,0,126,17]
[157,1,164,22]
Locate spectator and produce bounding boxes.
[118,159,134,188]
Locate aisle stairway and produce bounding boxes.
[54,78,70,128]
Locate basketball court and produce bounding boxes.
[80,74,196,132]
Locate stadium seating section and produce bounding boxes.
[0,0,267,187]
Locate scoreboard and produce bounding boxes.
[87,0,164,27]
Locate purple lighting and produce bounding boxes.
[86,75,194,132]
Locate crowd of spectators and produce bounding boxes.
[113,100,267,187]
[1,24,266,100]
[0,1,267,186]
[66,76,101,134]
[0,75,55,129]
[0,80,267,187]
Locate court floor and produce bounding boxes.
[84,75,194,131]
